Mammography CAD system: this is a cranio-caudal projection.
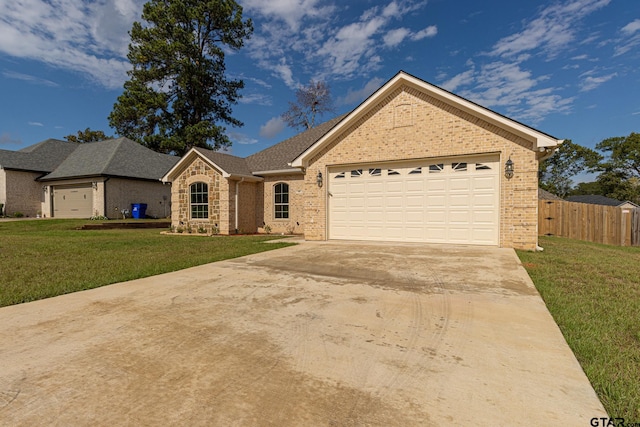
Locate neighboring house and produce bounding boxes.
[566,195,639,210]
[163,71,562,250]
[0,137,178,218]
[538,188,563,200]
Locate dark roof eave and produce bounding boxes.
[3,166,51,174]
[38,174,166,183]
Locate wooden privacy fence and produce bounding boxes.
[538,200,640,247]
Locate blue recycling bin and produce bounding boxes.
[131,203,147,219]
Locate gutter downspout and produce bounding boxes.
[235,178,245,233]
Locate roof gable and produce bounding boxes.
[291,71,563,168]
[162,147,260,182]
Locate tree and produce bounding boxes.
[109,0,253,156]
[282,80,333,130]
[539,139,602,197]
[594,132,640,203]
[568,181,603,196]
[64,128,112,143]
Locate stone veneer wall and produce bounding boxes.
[261,174,305,235]
[172,157,226,234]
[303,85,540,250]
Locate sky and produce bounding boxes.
[0,0,638,162]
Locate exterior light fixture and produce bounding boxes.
[316,171,323,187]
[505,157,514,179]
[92,181,98,190]
[42,185,48,193]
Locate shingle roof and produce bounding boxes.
[566,194,632,207]
[246,114,346,172]
[0,139,79,172]
[39,137,179,181]
[193,148,253,176]
[538,188,563,200]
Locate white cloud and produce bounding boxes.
[384,25,437,48]
[447,61,574,124]
[246,1,434,85]
[2,70,58,87]
[411,25,438,40]
[615,19,640,56]
[490,0,611,59]
[0,0,143,89]
[274,60,296,88]
[239,93,272,106]
[440,69,475,92]
[580,72,617,91]
[228,131,258,145]
[0,133,22,146]
[337,77,385,105]
[28,121,44,127]
[439,0,616,125]
[384,28,410,48]
[621,19,640,35]
[242,0,334,32]
[259,117,286,139]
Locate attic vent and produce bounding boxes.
[394,103,413,128]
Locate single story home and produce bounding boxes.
[566,195,639,211]
[0,137,178,218]
[163,71,563,250]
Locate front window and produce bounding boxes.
[190,182,208,219]
[274,183,289,219]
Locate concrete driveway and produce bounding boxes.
[0,241,606,426]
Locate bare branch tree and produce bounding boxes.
[282,80,334,130]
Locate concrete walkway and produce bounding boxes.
[0,242,607,426]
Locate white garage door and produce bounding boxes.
[53,184,93,218]
[328,155,500,245]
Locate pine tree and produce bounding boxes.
[109,0,252,155]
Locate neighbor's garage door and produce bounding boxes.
[53,184,93,218]
[328,155,500,245]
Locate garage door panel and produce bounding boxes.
[406,180,424,192]
[406,194,424,208]
[474,210,497,223]
[473,193,496,206]
[449,177,470,191]
[53,185,93,218]
[473,176,497,190]
[329,156,499,245]
[449,194,471,207]
[427,179,446,191]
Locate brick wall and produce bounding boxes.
[303,85,539,250]
[3,170,43,217]
[105,178,171,219]
[260,174,305,235]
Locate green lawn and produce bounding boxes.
[517,236,640,420]
[0,219,294,307]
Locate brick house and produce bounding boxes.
[0,137,177,219]
[162,71,563,250]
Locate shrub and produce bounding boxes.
[13,212,24,218]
